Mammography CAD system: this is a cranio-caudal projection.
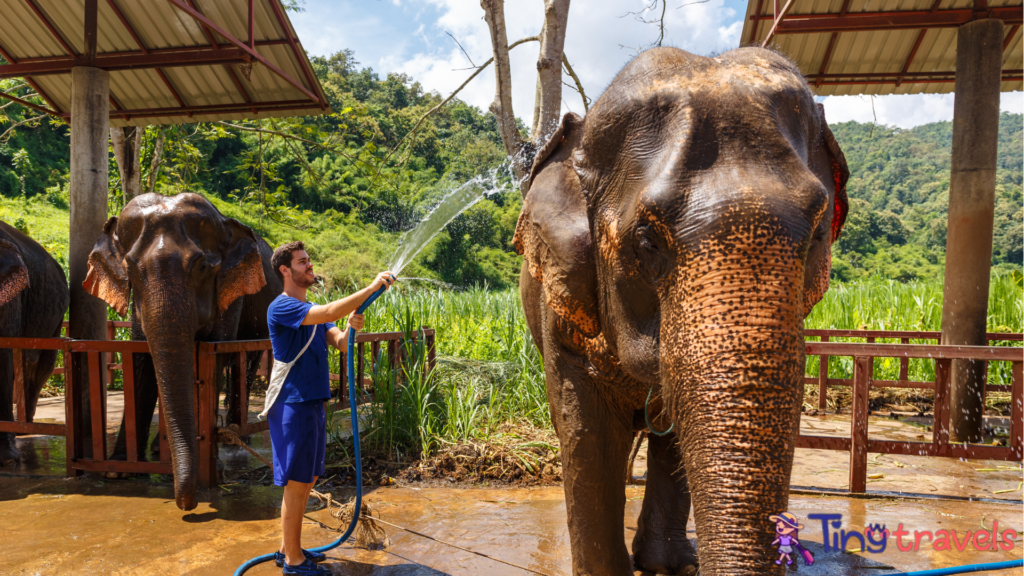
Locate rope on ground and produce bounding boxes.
[309,512,552,576]
[218,424,551,575]
[217,425,389,550]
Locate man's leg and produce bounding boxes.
[280,476,317,566]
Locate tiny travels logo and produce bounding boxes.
[770,512,815,566]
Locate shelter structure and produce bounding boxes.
[743,0,1022,442]
[0,0,330,450]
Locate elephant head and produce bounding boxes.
[515,47,848,574]
[0,237,29,308]
[83,193,267,510]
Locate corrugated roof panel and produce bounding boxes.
[0,0,330,127]
[0,0,67,58]
[740,0,1022,96]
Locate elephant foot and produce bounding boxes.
[633,538,698,576]
[0,438,21,467]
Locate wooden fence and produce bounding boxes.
[0,324,435,485]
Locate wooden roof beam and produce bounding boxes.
[105,0,189,113]
[23,0,77,57]
[773,6,1023,34]
[165,0,321,105]
[266,0,325,109]
[0,38,63,114]
[0,49,250,79]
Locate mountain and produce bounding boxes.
[1,50,1021,287]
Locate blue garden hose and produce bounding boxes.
[887,560,1023,575]
[234,282,390,576]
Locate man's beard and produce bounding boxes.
[290,267,316,288]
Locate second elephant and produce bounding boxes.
[84,192,283,510]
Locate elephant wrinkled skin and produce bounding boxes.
[0,220,70,466]
[515,47,849,575]
[84,193,282,510]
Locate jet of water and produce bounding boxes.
[388,172,504,276]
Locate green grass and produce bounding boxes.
[317,276,1021,458]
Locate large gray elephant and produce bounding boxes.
[83,193,282,510]
[514,47,849,575]
[0,220,70,465]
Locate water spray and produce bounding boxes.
[234,278,393,576]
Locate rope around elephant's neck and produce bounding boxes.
[645,387,674,436]
[217,425,552,576]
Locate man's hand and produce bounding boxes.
[347,313,364,332]
[369,271,396,292]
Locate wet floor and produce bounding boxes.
[3,398,1022,575]
[0,478,1021,576]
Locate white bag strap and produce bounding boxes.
[291,324,318,365]
[258,326,318,419]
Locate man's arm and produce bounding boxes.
[302,271,394,325]
[326,314,364,350]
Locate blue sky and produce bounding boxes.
[289,0,1022,130]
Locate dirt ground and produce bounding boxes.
[3,393,1022,575]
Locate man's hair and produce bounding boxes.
[271,241,305,283]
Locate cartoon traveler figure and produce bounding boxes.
[770,512,815,566]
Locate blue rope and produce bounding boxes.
[233,283,389,576]
[886,560,1023,575]
[644,386,674,436]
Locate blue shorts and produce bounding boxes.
[268,399,326,486]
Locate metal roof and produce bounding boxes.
[0,0,331,127]
[741,0,1023,96]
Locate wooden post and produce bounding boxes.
[1010,361,1022,459]
[63,346,82,477]
[195,343,219,489]
[898,337,910,385]
[88,351,105,462]
[849,356,871,493]
[818,335,829,410]
[13,348,25,422]
[123,353,137,462]
[237,351,248,428]
[357,342,365,397]
[933,359,952,456]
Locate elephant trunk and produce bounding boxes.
[662,246,807,575]
[139,280,199,511]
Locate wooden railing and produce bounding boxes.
[799,336,1023,493]
[806,329,1022,409]
[1,325,435,485]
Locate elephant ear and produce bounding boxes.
[83,217,131,316]
[817,103,849,244]
[514,112,600,337]
[216,217,266,312]
[0,238,29,308]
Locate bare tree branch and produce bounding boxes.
[446,31,477,67]
[561,53,589,113]
[481,0,531,183]
[531,0,571,142]
[0,114,44,142]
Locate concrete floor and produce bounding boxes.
[2,395,1022,575]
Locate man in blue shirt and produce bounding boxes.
[266,240,393,575]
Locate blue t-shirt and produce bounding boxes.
[267,294,337,403]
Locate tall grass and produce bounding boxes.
[313,275,1022,456]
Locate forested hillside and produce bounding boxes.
[0,49,1021,288]
[829,114,1022,282]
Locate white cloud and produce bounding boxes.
[293,1,1021,131]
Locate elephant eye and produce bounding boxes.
[635,225,668,281]
[636,226,658,253]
